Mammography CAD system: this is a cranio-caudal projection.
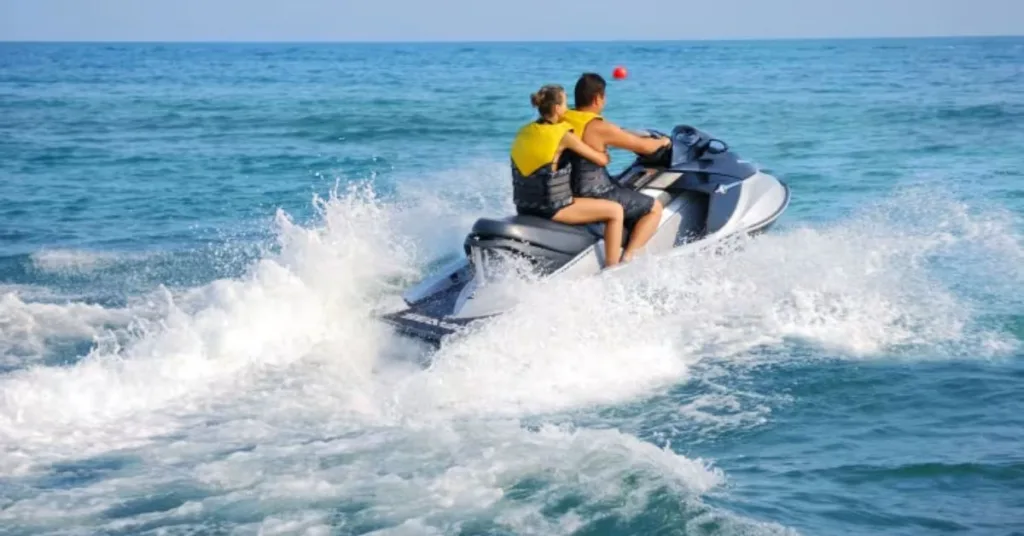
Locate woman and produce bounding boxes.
[509,84,625,267]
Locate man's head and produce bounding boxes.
[573,72,606,112]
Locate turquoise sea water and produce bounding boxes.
[1,38,1023,535]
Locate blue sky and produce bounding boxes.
[1,0,1022,41]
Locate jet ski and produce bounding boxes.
[380,124,791,346]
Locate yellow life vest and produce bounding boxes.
[509,120,575,215]
[510,120,573,176]
[562,109,603,139]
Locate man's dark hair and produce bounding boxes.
[574,73,606,108]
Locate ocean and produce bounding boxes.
[1,37,1022,535]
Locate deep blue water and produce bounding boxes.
[1,38,1023,535]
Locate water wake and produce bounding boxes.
[0,174,1020,534]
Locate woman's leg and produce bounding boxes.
[552,198,625,267]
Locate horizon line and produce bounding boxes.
[1,32,1022,45]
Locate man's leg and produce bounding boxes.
[600,188,661,263]
[622,199,663,262]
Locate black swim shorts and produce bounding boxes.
[598,186,656,223]
[516,204,564,220]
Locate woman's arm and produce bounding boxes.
[560,132,610,167]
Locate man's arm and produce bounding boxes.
[594,121,671,155]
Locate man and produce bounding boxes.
[562,72,671,263]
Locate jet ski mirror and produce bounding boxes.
[669,125,727,167]
[706,139,729,154]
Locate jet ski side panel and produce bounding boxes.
[650,190,709,251]
[706,171,789,235]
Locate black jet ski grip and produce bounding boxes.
[636,143,672,167]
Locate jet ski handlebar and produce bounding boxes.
[628,125,732,168]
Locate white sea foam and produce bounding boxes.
[0,292,138,368]
[0,177,1019,534]
[0,183,415,468]
[29,249,125,274]
[391,159,515,261]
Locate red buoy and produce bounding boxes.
[612,66,628,80]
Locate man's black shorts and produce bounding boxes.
[596,186,656,223]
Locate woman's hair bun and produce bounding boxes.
[529,84,564,115]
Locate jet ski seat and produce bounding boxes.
[468,215,597,255]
